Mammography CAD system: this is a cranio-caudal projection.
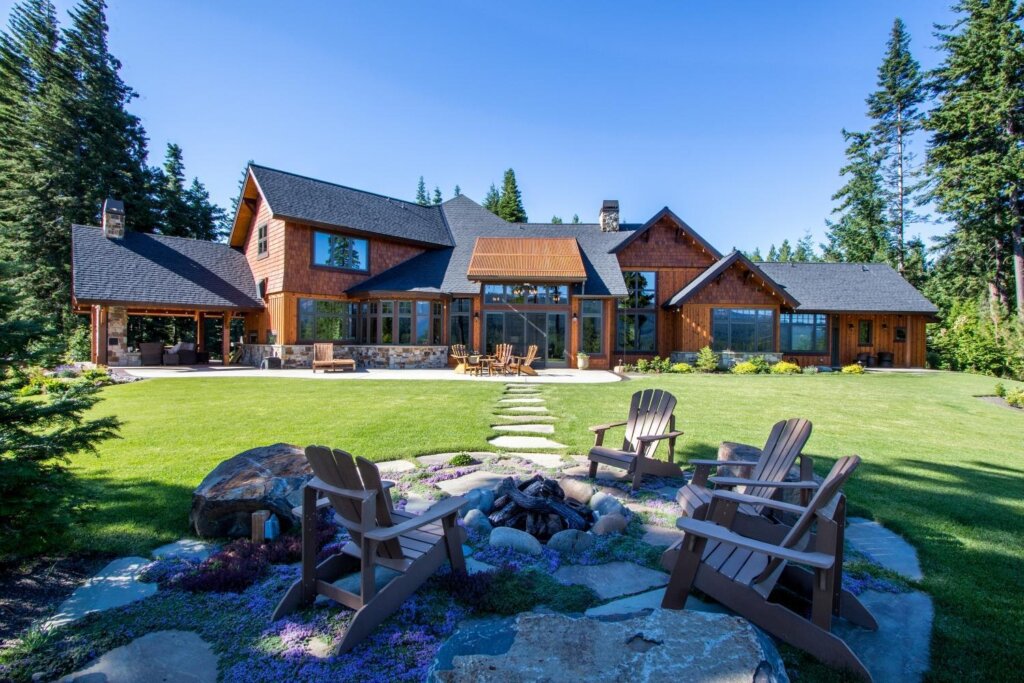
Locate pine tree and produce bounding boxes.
[453,185,461,197]
[867,18,926,275]
[926,0,1024,319]
[157,142,190,236]
[823,130,890,263]
[776,239,794,262]
[482,183,500,214]
[571,214,580,224]
[432,186,442,205]
[767,244,779,261]
[749,247,763,261]
[551,215,563,224]
[496,168,526,222]
[794,232,818,262]
[415,176,428,205]
[223,159,253,237]
[185,177,225,242]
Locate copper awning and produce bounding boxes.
[467,237,587,282]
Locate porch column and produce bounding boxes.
[222,311,232,364]
[195,313,205,352]
[94,305,107,365]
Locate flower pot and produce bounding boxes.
[576,355,590,370]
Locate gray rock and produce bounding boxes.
[845,518,923,581]
[489,527,542,556]
[431,610,787,682]
[640,524,685,548]
[58,630,218,683]
[557,477,594,505]
[460,489,482,515]
[554,561,669,600]
[833,589,933,683]
[463,508,493,535]
[189,443,310,538]
[45,557,157,630]
[465,557,496,575]
[592,513,628,536]
[436,470,506,496]
[547,529,595,554]
[476,488,495,513]
[151,539,216,563]
[589,491,626,517]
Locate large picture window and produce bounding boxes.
[313,231,369,271]
[362,300,439,345]
[580,300,604,354]
[711,308,774,352]
[780,313,828,353]
[617,271,657,353]
[450,298,472,347]
[297,299,357,342]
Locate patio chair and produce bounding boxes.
[661,455,875,680]
[272,446,467,655]
[450,344,470,373]
[312,343,356,373]
[139,342,164,366]
[163,341,197,366]
[587,389,684,490]
[490,343,515,375]
[508,344,539,376]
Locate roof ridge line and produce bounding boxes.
[249,163,431,210]
[72,224,232,247]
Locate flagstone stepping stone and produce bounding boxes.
[376,459,417,474]
[514,452,567,468]
[431,610,787,682]
[492,423,555,434]
[640,524,686,548]
[505,388,541,394]
[151,539,216,563]
[833,589,933,682]
[492,414,558,423]
[497,406,550,413]
[844,518,923,581]
[489,436,566,450]
[44,557,157,630]
[562,464,630,481]
[497,397,545,404]
[435,470,507,496]
[553,561,669,600]
[584,588,727,618]
[401,492,436,514]
[57,630,218,683]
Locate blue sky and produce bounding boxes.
[4,1,955,251]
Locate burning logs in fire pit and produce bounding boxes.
[486,475,594,541]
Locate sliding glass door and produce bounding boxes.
[484,311,567,367]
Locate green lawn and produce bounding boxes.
[70,371,1024,680]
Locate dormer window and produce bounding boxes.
[256,223,268,258]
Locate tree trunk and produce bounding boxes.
[1012,219,1024,322]
[895,109,906,275]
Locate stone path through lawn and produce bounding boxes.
[488,381,568,455]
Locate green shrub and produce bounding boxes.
[447,453,475,467]
[841,363,865,374]
[995,381,1007,397]
[748,356,772,374]
[81,367,113,386]
[633,356,672,373]
[670,362,694,373]
[731,361,760,374]
[695,346,720,373]
[771,361,803,375]
[1005,389,1024,408]
[63,324,92,363]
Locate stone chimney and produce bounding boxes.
[102,198,125,239]
[599,200,619,232]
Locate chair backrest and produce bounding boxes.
[621,389,677,459]
[742,418,812,500]
[304,446,404,559]
[521,345,539,366]
[313,343,334,362]
[451,344,467,359]
[494,343,513,364]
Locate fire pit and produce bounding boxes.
[485,475,594,541]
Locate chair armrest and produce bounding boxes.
[675,518,834,569]
[364,496,467,541]
[688,459,757,468]
[306,476,377,502]
[709,477,820,490]
[710,489,807,516]
[589,421,628,433]
[637,431,684,443]
[381,480,395,491]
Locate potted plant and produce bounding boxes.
[576,351,590,370]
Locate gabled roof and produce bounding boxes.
[757,262,938,314]
[229,164,454,248]
[663,250,799,309]
[72,225,262,310]
[467,237,587,282]
[612,207,723,260]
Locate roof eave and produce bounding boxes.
[612,207,723,259]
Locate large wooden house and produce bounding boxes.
[72,164,937,369]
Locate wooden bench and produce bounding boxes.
[312,343,356,372]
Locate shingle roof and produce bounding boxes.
[350,195,634,297]
[249,165,453,247]
[757,262,938,314]
[663,250,799,309]
[72,225,262,310]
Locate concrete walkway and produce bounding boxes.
[120,365,621,384]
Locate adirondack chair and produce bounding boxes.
[490,343,515,375]
[450,344,470,373]
[678,418,815,519]
[509,344,539,376]
[272,446,467,655]
[312,343,356,373]
[587,389,684,490]
[661,455,876,681]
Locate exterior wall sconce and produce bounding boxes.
[848,323,854,330]
[473,312,479,320]
[572,312,578,321]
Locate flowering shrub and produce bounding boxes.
[731,361,761,374]
[770,361,803,375]
[670,362,694,373]
[1005,388,1024,408]
[842,363,865,374]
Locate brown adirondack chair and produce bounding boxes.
[661,455,876,681]
[678,418,815,519]
[312,343,356,373]
[587,389,684,490]
[272,446,466,655]
[450,344,470,373]
[508,344,539,376]
[490,343,515,375]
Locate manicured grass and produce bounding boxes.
[70,378,502,557]
[547,372,1024,682]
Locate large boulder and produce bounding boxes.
[489,527,542,556]
[189,443,311,538]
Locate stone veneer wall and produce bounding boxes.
[106,306,129,366]
[241,344,448,369]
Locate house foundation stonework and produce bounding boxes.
[71,164,939,370]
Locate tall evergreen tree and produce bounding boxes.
[926,0,1024,319]
[453,185,461,197]
[415,176,428,205]
[432,185,442,205]
[794,232,819,261]
[496,168,527,222]
[823,130,891,262]
[185,177,225,242]
[748,247,763,261]
[571,214,580,224]
[156,142,190,236]
[223,159,253,237]
[482,183,500,214]
[867,18,926,275]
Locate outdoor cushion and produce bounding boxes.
[169,341,182,354]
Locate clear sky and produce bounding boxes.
[3,1,956,251]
